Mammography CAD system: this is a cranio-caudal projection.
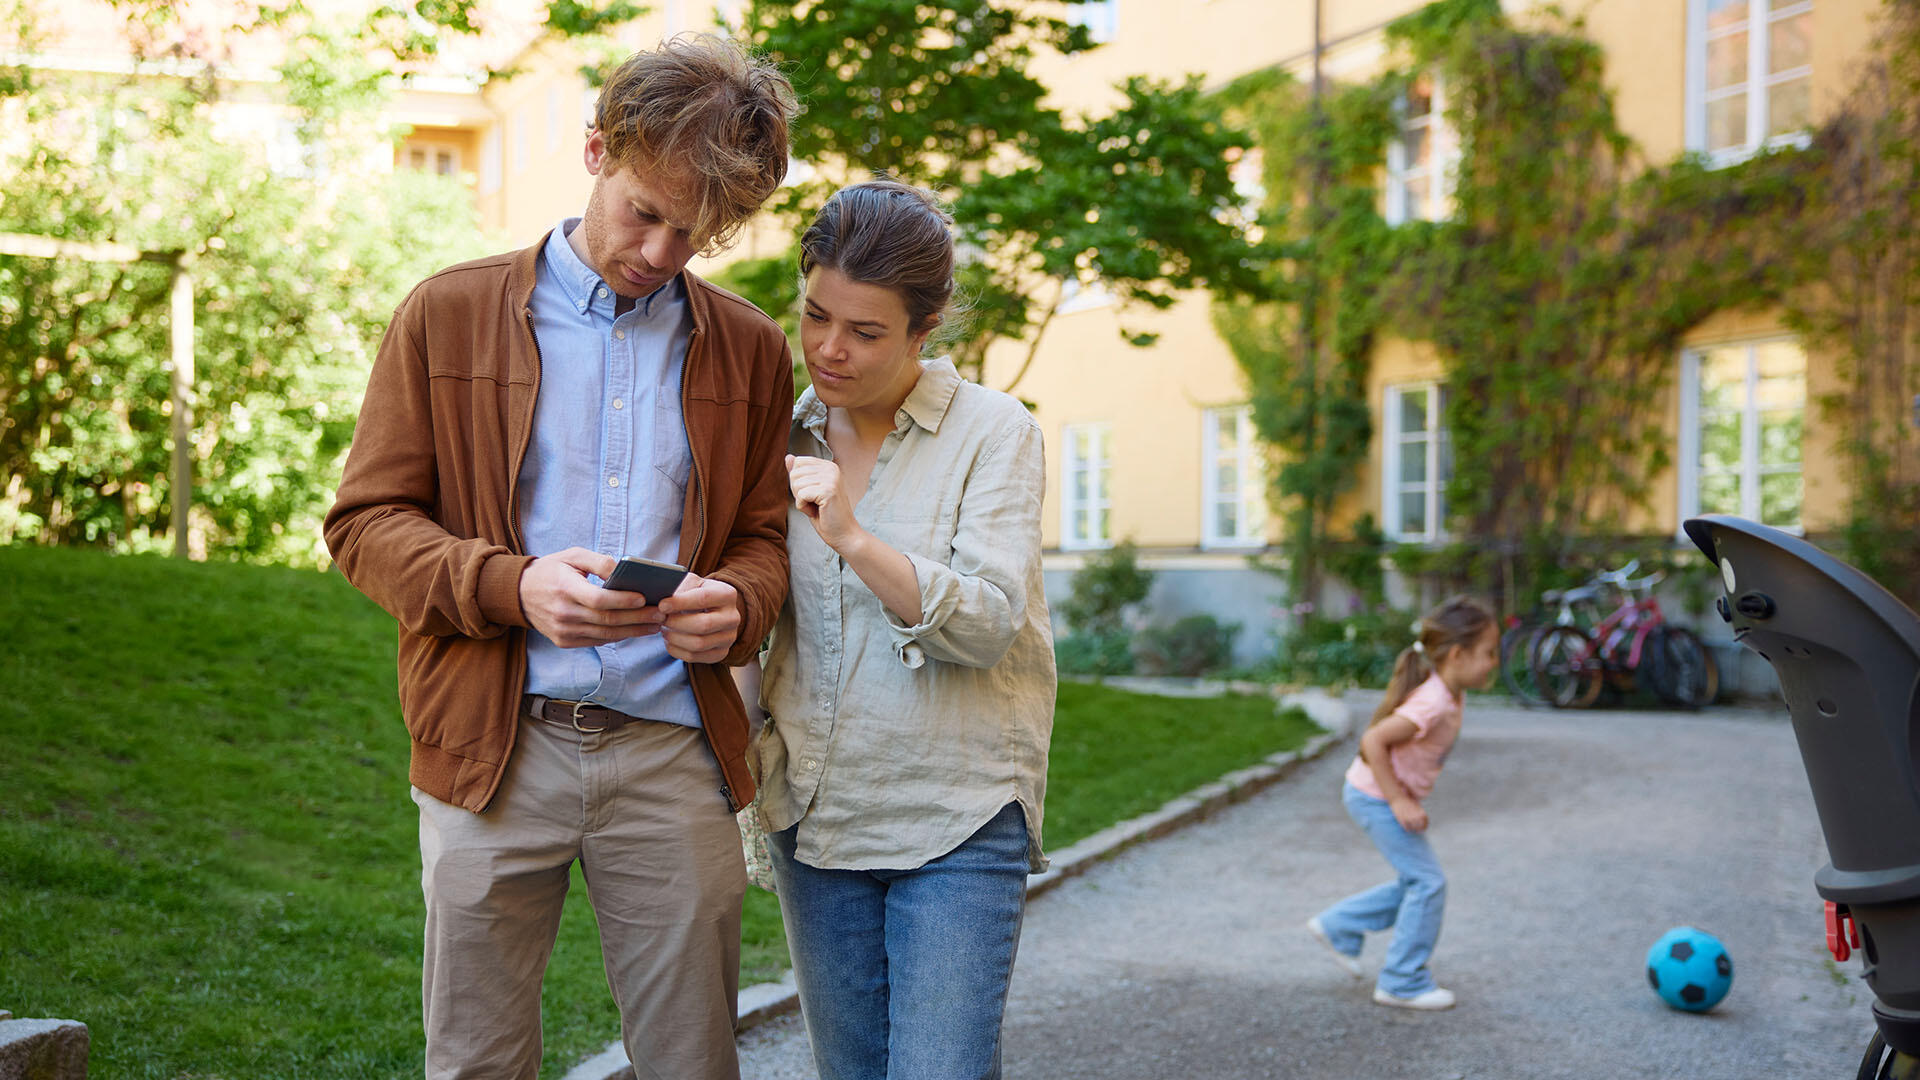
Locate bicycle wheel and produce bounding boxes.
[1500,622,1548,706]
[1531,625,1602,709]
[1651,627,1719,709]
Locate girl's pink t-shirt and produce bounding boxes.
[1345,673,1462,801]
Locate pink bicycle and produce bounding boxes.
[1529,567,1719,709]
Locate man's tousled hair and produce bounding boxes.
[594,34,798,251]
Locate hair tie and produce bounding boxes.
[1412,640,1426,655]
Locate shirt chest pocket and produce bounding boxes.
[651,393,691,493]
[864,510,957,565]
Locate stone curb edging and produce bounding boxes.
[563,686,1362,1080]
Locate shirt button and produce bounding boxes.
[598,287,608,298]
[607,475,619,488]
[614,329,626,341]
[613,398,624,410]
[803,759,819,771]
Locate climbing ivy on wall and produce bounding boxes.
[1217,0,1920,609]
[1789,0,1920,602]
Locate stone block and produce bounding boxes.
[0,1018,89,1080]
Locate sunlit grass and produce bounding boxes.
[0,545,1316,1078]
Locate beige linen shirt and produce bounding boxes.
[757,357,1055,872]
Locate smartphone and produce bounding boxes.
[602,556,689,602]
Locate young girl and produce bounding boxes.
[1306,595,1498,1010]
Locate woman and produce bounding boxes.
[756,178,1055,1080]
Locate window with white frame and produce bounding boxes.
[1680,338,1805,529]
[1202,406,1266,549]
[1688,0,1813,163]
[1382,383,1451,542]
[1069,0,1118,44]
[1061,423,1112,549]
[1384,72,1457,225]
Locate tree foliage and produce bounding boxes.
[738,0,1258,387]
[0,0,546,563]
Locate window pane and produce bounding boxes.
[1707,0,1749,30]
[1755,371,1803,411]
[1400,438,1429,484]
[1214,416,1238,455]
[1759,410,1803,466]
[1700,471,1742,515]
[1215,503,1238,539]
[436,151,455,175]
[1072,473,1088,502]
[1398,389,1430,434]
[1406,75,1433,120]
[1216,464,1237,497]
[1768,76,1812,136]
[1406,176,1434,219]
[1769,11,1811,72]
[1700,413,1743,471]
[1096,507,1110,541]
[1760,471,1803,527]
[1402,126,1431,170]
[1708,93,1749,150]
[1708,31,1749,90]
[1698,348,1749,408]
[1400,492,1427,536]
[1754,338,1805,380]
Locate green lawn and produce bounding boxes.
[0,545,1317,1078]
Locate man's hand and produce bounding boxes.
[519,548,664,648]
[657,573,743,664]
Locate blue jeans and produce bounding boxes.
[1314,781,1448,996]
[768,802,1030,1080]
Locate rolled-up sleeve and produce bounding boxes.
[882,419,1044,669]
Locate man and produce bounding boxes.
[324,35,798,1080]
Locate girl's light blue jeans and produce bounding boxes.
[767,802,1029,1080]
[1314,780,1448,997]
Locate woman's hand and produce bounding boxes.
[787,454,865,553]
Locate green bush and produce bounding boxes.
[1055,629,1136,676]
[1055,541,1155,675]
[1259,609,1415,689]
[1133,614,1241,677]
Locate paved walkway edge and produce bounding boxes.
[563,686,1364,1080]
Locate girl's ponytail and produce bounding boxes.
[1369,644,1434,728]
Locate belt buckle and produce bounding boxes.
[568,700,607,734]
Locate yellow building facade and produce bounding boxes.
[975,0,1884,666]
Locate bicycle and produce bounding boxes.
[1530,567,1718,709]
[1497,571,1615,705]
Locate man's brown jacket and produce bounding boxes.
[324,234,792,813]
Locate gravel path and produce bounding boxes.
[737,700,1875,1079]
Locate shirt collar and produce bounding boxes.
[542,218,681,320]
[796,356,964,443]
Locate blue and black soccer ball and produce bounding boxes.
[1646,926,1734,1012]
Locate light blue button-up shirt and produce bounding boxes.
[518,218,700,727]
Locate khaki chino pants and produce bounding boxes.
[413,715,746,1080]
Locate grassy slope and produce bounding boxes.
[0,546,1316,1078]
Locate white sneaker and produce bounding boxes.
[1372,986,1456,1010]
[1305,917,1363,978]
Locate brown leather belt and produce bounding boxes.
[523,695,648,734]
